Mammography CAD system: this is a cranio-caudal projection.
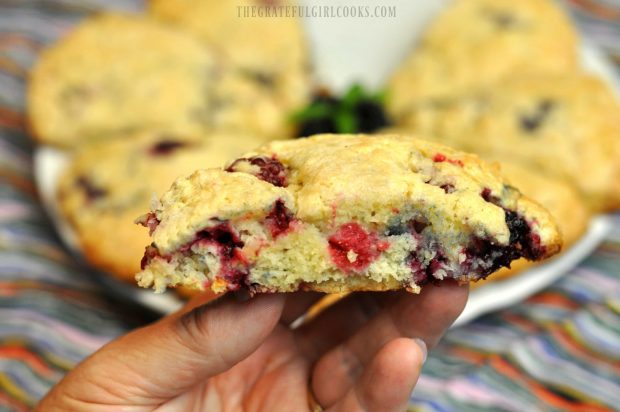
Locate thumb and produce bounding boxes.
[42,293,285,408]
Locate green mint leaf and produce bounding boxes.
[335,109,357,133]
[342,84,365,108]
[290,102,333,122]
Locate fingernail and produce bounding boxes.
[414,338,428,364]
[233,289,251,302]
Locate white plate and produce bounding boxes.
[34,1,618,319]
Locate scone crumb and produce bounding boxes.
[347,250,358,263]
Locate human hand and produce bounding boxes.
[36,282,468,411]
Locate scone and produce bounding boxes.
[473,160,590,286]
[149,0,307,74]
[57,130,271,282]
[29,13,305,148]
[136,134,561,294]
[388,0,577,116]
[149,0,311,137]
[397,73,620,211]
[208,64,309,140]
[29,14,216,147]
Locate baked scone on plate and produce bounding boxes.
[57,130,271,283]
[396,73,620,211]
[149,0,308,78]
[472,159,590,286]
[388,0,577,117]
[29,13,306,148]
[29,14,216,148]
[136,134,561,294]
[149,0,311,138]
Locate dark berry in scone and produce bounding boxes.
[471,158,590,287]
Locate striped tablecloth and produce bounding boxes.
[0,1,619,411]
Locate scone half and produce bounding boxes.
[136,134,561,294]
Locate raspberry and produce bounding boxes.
[433,153,463,166]
[188,222,249,288]
[440,183,455,193]
[264,200,295,238]
[328,222,389,272]
[137,212,160,235]
[140,244,163,270]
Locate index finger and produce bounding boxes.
[296,281,468,360]
[306,281,468,406]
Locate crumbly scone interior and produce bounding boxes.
[137,135,561,294]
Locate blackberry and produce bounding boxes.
[355,100,390,132]
[519,99,555,133]
[298,117,337,137]
[293,85,391,137]
[76,176,106,202]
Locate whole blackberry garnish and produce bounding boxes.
[355,100,390,133]
[295,94,339,136]
[292,85,392,137]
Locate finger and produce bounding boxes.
[304,293,348,322]
[280,291,324,325]
[297,281,466,360]
[312,281,467,405]
[176,289,223,314]
[327,338,425,412]
[296,292,388,359]
[44,293,285,407]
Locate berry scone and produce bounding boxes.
[388,0,577,117]
[473,159,589,286]
[395,73,620,211]
[29,13,305,148]
[58,130,270,282]
[149,0,311,138]
[136,134,561,294]
[28,14,216,148]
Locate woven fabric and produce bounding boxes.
[0,2,148,411]
[0,1,618,411]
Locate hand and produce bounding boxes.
[37,282,468,411]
